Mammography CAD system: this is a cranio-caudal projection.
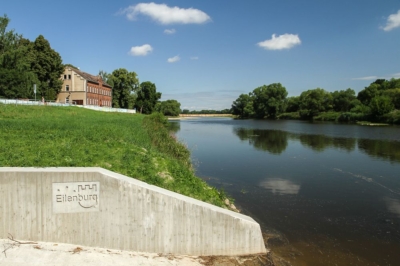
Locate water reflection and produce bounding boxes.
[233,128,288,154]
[168,121,181,134]
[385,198,400,218]
[260,178,301,195]
[296,134,356,152]
[358,139,400,163]
[233,127,400,163]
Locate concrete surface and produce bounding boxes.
[0,238,203,266]
[0,168,266,256]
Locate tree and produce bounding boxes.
[109,68,139,108]
[252,83,288,118]
[331,88,357,112]
[369,96,394,116]
[135,81,161,114]
[158,99,181,116]
[0,15,38,99]
[30,35,64,100]
[357,83,379,106]
[285,96,300,112]
[231,93,254,118]
[299,88,332,118]
[98,70,111,84]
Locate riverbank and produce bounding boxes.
[0,105,229,208]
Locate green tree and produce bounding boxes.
[135,81,162,114]
[158,99,181,116]
[357,83,379,106]
[0,15,38,99]
[299,88,332,118]
[285,96,300,112]
[109,68,139,108]
[331,88,357,112]
[252,83,288,118]
[369,95,394,116]
[98,70,111,84]
[30,35,64,100]
[231,93,254,118]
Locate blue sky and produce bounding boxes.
[3,1,400,110]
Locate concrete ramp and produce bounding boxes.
[0,168,266,256]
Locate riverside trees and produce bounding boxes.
[231,78,400,123]
[0,15,64,100]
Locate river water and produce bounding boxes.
[170,118,400,266]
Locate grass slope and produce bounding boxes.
[0,105,228,207]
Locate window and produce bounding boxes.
[64,75,67,80]
[68,75,71,79]
[66,85,69,91]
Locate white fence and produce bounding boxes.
[0,99,136,114]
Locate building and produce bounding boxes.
[57,67,112,107]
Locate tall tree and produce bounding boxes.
[252,83,288,118]
[30,35,64,100]
[299,88,332,118]
[331,88,357,112]
[158,99,181,116]
[0,15,38,99]
[135,81,161,114]
[109,68,139,108]
[232,93,254,118]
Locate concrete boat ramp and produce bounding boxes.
[0,168,267,265]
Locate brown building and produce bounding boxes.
[57,67,112,106]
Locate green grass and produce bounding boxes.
[0,104,229,207]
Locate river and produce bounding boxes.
[170,118,400,266]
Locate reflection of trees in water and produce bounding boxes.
[233,128,288,154]
[294,134,356,152]
[358,139,400,163]
[168,121,181,134]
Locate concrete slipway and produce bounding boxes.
[0,167,266,261]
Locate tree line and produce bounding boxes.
[0,15,181,116]
[231,79,400,123]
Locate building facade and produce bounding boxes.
[57,67,112,107]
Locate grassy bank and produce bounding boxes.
[0,104,229,207]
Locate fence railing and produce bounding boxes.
[0,99,136,114]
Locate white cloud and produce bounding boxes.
[382,10,400,31]
[128,44,153,56]
[352,72,400,80]
[122,3,211,24]
[190,56,199,60]
[352,76,379,81]
[258,34,301,50]
[164,28,176,34]
[167,55,180,63]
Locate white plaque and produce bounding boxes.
[52,182,100,213]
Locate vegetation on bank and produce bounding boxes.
[0,104,230,207]
[231,78,400,124]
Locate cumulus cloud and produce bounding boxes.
[122,2,211,24]
[128,44,153,56]
[258,34,301,50]
[382,10,400,31]
[164,28,176,34]
[167,55,180,63]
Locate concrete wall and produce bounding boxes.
[0,168,266,256]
